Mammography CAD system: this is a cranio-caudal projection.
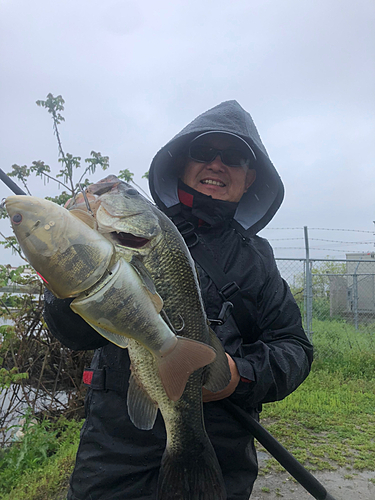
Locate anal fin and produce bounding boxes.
[127,373,158,430]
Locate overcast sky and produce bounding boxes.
[1,0,374,266]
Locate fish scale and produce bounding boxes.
[110,192,229,499]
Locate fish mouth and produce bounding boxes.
[111,231,149,248]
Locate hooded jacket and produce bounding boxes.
[148,100,312,405]
[43,100,313,500]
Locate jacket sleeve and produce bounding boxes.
[228,244,313,409]
[43,289,109,351]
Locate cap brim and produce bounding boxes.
[189,131,257,162]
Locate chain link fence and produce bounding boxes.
[276,255,375,374]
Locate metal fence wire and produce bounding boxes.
[275,256,375,361]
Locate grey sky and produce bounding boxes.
[1,0,374,265]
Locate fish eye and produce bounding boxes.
[12,213,22,225]
[126,188,138,196]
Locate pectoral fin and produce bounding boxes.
[130,257,156,293]
[127,373,158,430]
[130,257,163,313]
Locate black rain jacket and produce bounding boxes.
[43,100,313,500]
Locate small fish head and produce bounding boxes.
[5,196,67,259]
[5,195,114,297]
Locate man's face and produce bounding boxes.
[181,135,256,203]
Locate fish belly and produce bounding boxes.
[70,258,171,351]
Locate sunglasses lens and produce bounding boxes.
[189,144,215,163]
[222,148,250,167]
[189,144,251,167]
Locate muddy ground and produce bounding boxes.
[252,452,375,499]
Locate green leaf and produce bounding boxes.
[45,191,72,206]
[8,164,30,181]
[30,160,51,176]
[118,169,134,182]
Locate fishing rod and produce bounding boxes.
[0,168,27,196]
[222,400,337,500]
[0,169,337,500]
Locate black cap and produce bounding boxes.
[189,131,257,162]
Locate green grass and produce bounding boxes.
[0,417,81,500]
[311,318,375,379]
[258,318,375,474]
[259,368,375,472]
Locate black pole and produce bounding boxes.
[221,400,337,500]
[0,168,27,195]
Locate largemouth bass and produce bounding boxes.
[5,195,217,403]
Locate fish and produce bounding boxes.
[5,195,217,403]
[6,176,231,499]
[67,176,231,499]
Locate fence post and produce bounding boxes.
[353,262,360,330]
[304,226,313,342]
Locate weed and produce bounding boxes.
[0,413,81,497]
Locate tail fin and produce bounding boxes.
[157,336,216,402]
[157,438,227,500]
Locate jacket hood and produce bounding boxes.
[148,100,284,236]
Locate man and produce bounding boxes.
[44,100,313,500]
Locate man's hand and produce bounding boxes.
[202,353,242,402]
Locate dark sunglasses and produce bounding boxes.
[188,143,254,168]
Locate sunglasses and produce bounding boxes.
[188,143,254,168]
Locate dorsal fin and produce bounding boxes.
[70,209,97,230]
[75,317,129,349]
[202,328,231,392]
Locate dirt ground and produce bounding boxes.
[252,452,375,499]
[55,452,375,500]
